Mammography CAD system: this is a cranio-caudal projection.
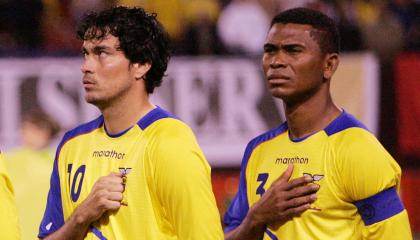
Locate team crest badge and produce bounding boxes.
[119,167,132,175]
[119,167,132,206]
[303,173,324,182]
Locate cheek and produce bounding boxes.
[98,63,129,85]
[295,59,323,80]
[262,56,270,75]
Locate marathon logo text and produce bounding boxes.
[92,150,125,160]
[275,156,309,164]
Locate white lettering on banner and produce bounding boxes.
[0,55,379,166]
[0,58,276,166]
[153,59,268,166]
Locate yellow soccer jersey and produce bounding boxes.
[224,111,412,240]
[39,106,223,240]
[0,152,21,240]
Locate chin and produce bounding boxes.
[270,89,289,100]
[85,95,102,105]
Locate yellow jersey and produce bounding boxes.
[0,152,21,240]
[224,111,412,239]
[39,106,223,239]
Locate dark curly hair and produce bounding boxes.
[77,6,171,94]
[272,8,340,54]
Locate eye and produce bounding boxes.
[81,49,88,57]
[98,50,107,58]
[285,45,303,54]
[263,45,276,54]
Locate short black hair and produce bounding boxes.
[77,6,171,94]
[271,8,340,54]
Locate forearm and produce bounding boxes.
[42,208,91,240]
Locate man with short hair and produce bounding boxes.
[224,8,411,239]
[39,6,223,240]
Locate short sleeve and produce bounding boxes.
[151,124,223,240]
[339,130,412,239]
[223,167,249,233]
[340,130,401,201]
[38,143,65,238]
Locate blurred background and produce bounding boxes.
[0,0,419,239]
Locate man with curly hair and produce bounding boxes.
[38,6,223,240]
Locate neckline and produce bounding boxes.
[288,110,346,142]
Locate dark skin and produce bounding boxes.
[225,165,318,240]
[263,23,341,139]
[225,23,340,240]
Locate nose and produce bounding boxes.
[269,52,287,69]
[81,56,94,74]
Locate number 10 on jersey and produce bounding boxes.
[67,164,86,202]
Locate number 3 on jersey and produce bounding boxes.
[67,164,86,202]
[256,173,269,196]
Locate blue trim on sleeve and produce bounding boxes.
[324,111,368,136]
[91,227,107,240]
[38,116,103,238]
[354,187,405,226]
[223,123,288,233]
[137,106,179,130]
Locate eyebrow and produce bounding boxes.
[264,42,305,49]
[263,43,278,50]
[82,44,114,53]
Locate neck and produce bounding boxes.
[100,88,155,135]
[284,85,341,139]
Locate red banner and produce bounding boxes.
[395,53,420,161]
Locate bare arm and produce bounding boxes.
[225,165,319,240]
[42,172,124,240]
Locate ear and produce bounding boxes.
[323,53,339,80]
[132,62,151,80]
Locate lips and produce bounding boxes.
[83,78,96,89]
[267,74,290,81]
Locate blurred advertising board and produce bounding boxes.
[0,54,379,167]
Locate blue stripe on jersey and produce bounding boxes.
[354,187,405,225]
[91,227,107,240]
[38,116,103,238]
[324,110,368,136]
[137,106,178,130]
[265,229,279,240]
[223,123,288,233]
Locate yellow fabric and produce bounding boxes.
[0,153,21,240]
[40,107,223,239]
[6,148,54,240]
[247,128,411,239]
[227,112,412,239]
